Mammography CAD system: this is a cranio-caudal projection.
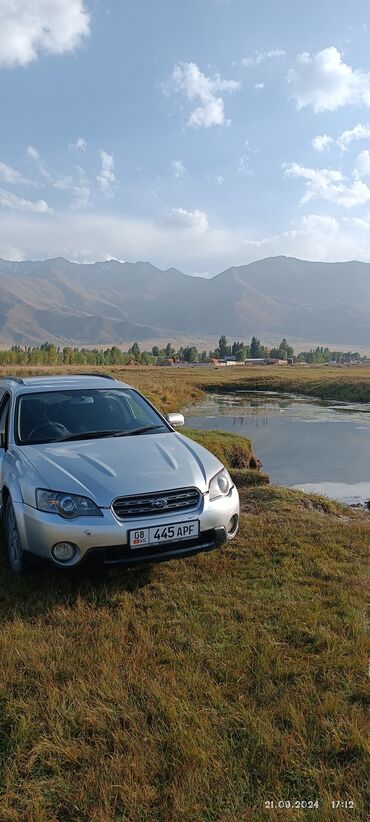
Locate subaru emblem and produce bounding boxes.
[152,498,168,510]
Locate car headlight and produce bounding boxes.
[208,468,233,501]
[36,489,103,519]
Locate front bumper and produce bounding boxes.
[14,485,239,568]
[82,526,228,567]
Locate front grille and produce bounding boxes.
[112,487,201,519]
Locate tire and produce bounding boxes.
[5,497,26,575]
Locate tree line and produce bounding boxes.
[0,338,364,366]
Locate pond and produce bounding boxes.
[181,391,370,506]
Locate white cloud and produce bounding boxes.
[27,146,93,209]
[246,211,370,264]
[288,46,370,112]
[337,123,370,151]
[72,167,91,209]
[242,48,286,67]
[166,208,209,233]
[254,82,265,90]
[0,211,234,270]
[26,145,51,180]
[53,168,91,209]
[97,151,118,197]
[53,175,74,191]
[0,188,52,213]
[238,154,252,176]
[3,209,370,272]
[284,161,370,208]
[163,61,241,128]
[0,0,90,68]
[312,123,370,153]
[0,161,30,185]
[206,174,225,186]
[69,137,87,152]
[236,140,254,176]
[312,134,333,152]
[27,146,40,161]
[354,149,370,178]
[71,183,91,209]
[238,155,248,174]
[171,160,185,179]
[0,245,25,261]
[299,213,339,235]
[69,165,91,209]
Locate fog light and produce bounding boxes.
[52,542,77,562]
[227,515,239,536]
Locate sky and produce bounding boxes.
[2,0,370,273]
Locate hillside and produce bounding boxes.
[1,255,370,346]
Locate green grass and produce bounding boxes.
[182,428,269,486]
[0,365,368,820]
[3,362,370,405]
[183,427,254,468]
[201,364,370,403]
[0,486,368,821]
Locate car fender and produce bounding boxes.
[4,472,24,504]
[1,475,30,553]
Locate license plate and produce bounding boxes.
[129,520,199,548]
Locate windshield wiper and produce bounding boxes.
[58,430,124,442]
[58,425,165,442]
[112,425,165,436]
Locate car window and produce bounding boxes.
[16,388,167,444]
[0,393,10,448]
[121,391,159,424]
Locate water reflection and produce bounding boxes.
[231,413,270,428]
[182,391,370,505]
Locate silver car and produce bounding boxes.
[0,374,239,574]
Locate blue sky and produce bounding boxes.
[2,0,370,273]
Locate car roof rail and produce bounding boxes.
[2,375,25,385]
[74,372,116,380]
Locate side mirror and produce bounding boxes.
[166,412,185,428]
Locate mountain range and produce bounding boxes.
[0,255,369,348]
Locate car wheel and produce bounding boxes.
[5,497,26,575]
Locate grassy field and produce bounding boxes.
[2,362,370,405]
[200,364,370,403]
[0,365,369,820]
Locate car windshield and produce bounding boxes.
[16,388,168,445]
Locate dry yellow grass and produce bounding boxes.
[2,362,370,405]
[0,485,368,821]
[0,365,368,820]
[197,363,370,403]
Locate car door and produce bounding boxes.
[0,391,11,497]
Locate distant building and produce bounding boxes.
[219,356,243,365]
[244,357,288,366]
[269,358,289,366]
[244,358,269,365]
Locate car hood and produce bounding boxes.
[19,432,223,506]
